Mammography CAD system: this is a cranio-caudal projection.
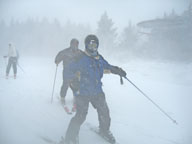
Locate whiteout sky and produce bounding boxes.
[0,0,191,29]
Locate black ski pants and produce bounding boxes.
[6,57,17,75]
[60,82,69,98]
[65,93,111,142]
[60,70,79,98]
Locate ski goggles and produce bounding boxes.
[87,42,98,52]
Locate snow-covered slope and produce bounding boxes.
[0,57,191,144]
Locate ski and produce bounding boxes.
[40,135,80,144]
[40,136,60,144]
[3,75,17,79]
[39,135,67,144]
[86,123,120,144]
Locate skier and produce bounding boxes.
[4,43,19,79]
[62,34,127,144]
[55,38,83,113]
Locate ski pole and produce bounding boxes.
[124,76,178,125]
[17,63,25,73]
[51,65,58,103]
[120,76,123,85]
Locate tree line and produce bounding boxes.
[0,9,191,62]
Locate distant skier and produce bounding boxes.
[62,34,127,144]
[55,38,83,113]
[4,43,19,79]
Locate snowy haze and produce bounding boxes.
[0,57,192,144]
[0,0,192,144]
[0,0,191,61]
[0,0,190,29]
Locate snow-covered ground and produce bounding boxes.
[0,56,192,144]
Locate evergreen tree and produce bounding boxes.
[0,19,7,54]
[96,12,117,54]
[119,21,138,54]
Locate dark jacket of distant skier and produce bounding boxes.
[55,39,83,98]
[5,43,19,77]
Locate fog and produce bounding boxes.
[0,1,192,144]
[0,0,191,62]
[0,0,189,28]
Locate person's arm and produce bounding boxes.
[101,55,127,77]
[55,49,71,65]
[4,48,10,58]
[110,66,126,77]
[55,50,65,65]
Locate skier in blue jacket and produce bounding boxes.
[63,35,126,144]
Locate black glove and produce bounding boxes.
[111,66,126,77]
[118,68,126,77]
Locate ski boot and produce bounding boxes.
[58,136,65,144]
[64,136,79,144]
[99,129,116,144]
[14,74,16,79]
[60,97,65,105]
[64,106,72,115]
[71,103,76,112]
[6,74,8,79]
[60,97,72,114]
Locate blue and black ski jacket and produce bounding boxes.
[63,52,122,97]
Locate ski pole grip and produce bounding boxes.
[120,77,123,85]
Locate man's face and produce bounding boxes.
[87,40,98,53]
[71,41,79,50]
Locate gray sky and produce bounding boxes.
[0,0,191,30]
